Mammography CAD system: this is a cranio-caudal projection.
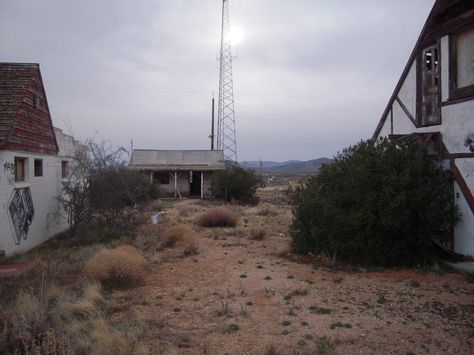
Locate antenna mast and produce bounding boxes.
[217,0,237,163]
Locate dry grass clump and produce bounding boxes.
[84,245,146,287]
[182,236,200,256]
[161,225,193,247]
[275,243,292,258]
[197,207,238,228]
[0,281,140,354]
[176,203,200,217]
[249,228,266,240]
[142,199,163,212]
[257,203,278,217]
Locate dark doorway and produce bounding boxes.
[190,171,201,197]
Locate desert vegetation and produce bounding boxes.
[211,164,261,205]
[291,138,458,267]
[1,180,473,354]
[61,140,159,237]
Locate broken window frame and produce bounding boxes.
[14,157,27,182]
[417,41,442,126]
[449,25,474,101]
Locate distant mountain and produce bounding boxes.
[240,158,334,175]
[240,160,302,169]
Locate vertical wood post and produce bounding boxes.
[201,171,204,199]
[174,172,177,199]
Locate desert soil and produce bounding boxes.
[123,186,474,354]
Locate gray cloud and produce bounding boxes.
[0,0,435,161]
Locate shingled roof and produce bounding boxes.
[0,63,58,154]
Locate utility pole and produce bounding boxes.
[217,0,238,163]
[210,94,215,150]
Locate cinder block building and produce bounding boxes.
[128,149,225,199]
[0,63,73,257]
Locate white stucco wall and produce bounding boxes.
[454,182,474,256]
[442,100,474,153]
[393,100,417,135]
[398,62,417,118]
[0,129,76,256]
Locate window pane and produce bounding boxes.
[457,27,474,89]
[34,159,43,177]
[153,172,169,184]
[61,161,69,178]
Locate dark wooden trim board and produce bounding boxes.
[454,164,474,215]
[395,96,418,127]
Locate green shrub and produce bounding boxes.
[211,164,261,205]
[290,138,458,267]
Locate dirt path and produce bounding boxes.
[128,195,474,354]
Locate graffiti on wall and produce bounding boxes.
[8,187,35,245]
[465,134,474,153]
[2,161,16,185]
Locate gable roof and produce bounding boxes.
[372,0,474,140]
[0,62,58,153]
[128,150,225,171]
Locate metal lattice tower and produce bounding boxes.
[217,0,237,163]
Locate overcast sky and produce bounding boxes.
[0,0,435,161]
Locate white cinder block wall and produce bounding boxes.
[0,128,75,256]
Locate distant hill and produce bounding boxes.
[240,160,302,169]
[240,158,334,175]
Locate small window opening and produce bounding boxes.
[421,44,441,125]
[153,172,169,185]
[14,157,26,182]
[425,51,432,71]
[33,95,41,109]
[61,161,69,178]
[34,159,43,177]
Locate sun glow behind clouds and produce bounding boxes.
[229,25,244,45]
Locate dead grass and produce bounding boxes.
[257,203,278,217]
[83,245,147,287]
[0,281,147,354]
[249,228,266,240]
[197,207,238,228]
[275,243,292,258]
[142,199,164,212]
[176,203,200,217]
[160,225,193,247]
[182,236,200,257]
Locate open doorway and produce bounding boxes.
[189,171,201,197]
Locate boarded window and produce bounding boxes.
[34,159,43,177]
[61,161,69,178]
[14,157,26,182]
[451,26,474,99]
[153,172,169,185]
[420,44,440,125]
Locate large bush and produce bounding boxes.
[290,138,458,267]
[211,164,261,205]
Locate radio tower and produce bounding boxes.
[217,0,237,163]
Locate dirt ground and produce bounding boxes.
[121,186,474,354]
